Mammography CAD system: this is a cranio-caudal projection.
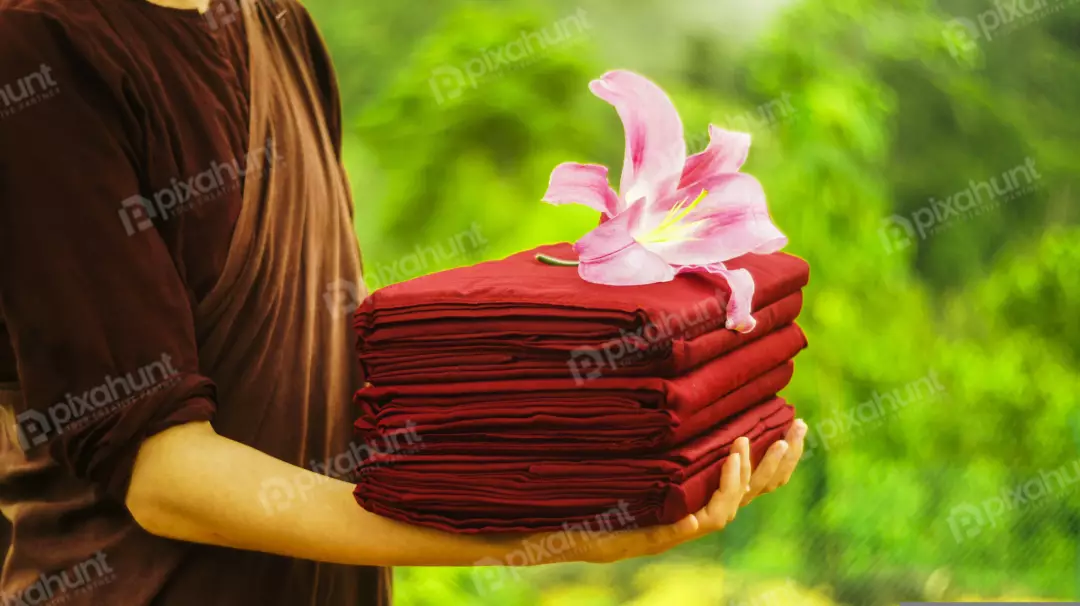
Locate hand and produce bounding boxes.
[548,418,808,564]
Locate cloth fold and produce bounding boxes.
[356,242,808,315]
[355,243,810,383]
[356,360,795,456]
[353,398,794,533]
[357,323,806,419]
[351,242,808,536]
[363,292,804,384]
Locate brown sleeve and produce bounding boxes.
[0,10,217,503]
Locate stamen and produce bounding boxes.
[636,189,709,245]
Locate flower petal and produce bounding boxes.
[578,243,677,286]
[542,163,622,217]
[716,266,758,333]
[589,70,686,209]
[679,125,751,189]
[576,197,649,261]
[573,202,675,285]
[643,173,787,266]
[676,264,758,333]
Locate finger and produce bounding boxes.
[638,511,698,550]
[766,419,807,492]
[736,437,752,488]
[655,511,707,552]
[705,452,745,527]
[742,439,789,506]
[655,454,745,552]
[703,452,740,521]
[664,512,702,549]
[726,450,752,522]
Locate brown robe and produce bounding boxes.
[0,0,389,603]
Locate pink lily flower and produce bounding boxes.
[541,70,788,333]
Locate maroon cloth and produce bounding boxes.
[355,243,810,384]
[350,245,807,535]
[356,360,795,456]
[357,323,806,419]
[364,292,804,384]
[0,1,387,604]
[356,242,808,317]
[353,398,795,533]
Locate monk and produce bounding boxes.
[0,0,808,604]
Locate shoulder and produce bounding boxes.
[0,0,113,43]
[0,0,140,155]
[0,0,75,54]
[0,0,127,81]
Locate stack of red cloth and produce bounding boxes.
[352,243,809,533]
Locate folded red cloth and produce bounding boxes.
[362,292,803,385]
[356,242,808,317]
[355,243,809,383]
[350,244,809,534]
[356,323,806,420]
[356,361,794,456]
[353,398,794,533]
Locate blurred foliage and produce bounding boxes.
[304,0,1079,603]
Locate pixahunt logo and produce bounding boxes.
[879,158,1041,254]
[943,0,1078,59]
[428,8,592,105]
[323,224,489,318]
[0,64,59,120]
[311,421,424,481]
[686,95,797,151]
[0,551,115,606]
[470,500,637,595]
[363,223,488,291]
[14,354,181,450]
[567,290,727,385]
[257,423,424,515]
[802,371,947,459]
[728,579,802,606]
[946,458,1080,543]
[118,137,281,236]
[203,0,284,30]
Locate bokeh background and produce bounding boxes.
[304,0,1080,603]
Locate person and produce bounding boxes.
[0,0,809,604]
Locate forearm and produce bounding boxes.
[126,421,519,566]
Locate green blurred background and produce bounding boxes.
[305,0,1080,603]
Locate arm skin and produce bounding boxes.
[126,419,807,566]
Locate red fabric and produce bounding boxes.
[356,361,795,456]
[356,242,808,314]
[356,323,806,419]
[353,399,794,532]
[350,243,808,534]
[355,243,810,383]
[362,293,803,384]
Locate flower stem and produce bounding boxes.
[535,253,580,267]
